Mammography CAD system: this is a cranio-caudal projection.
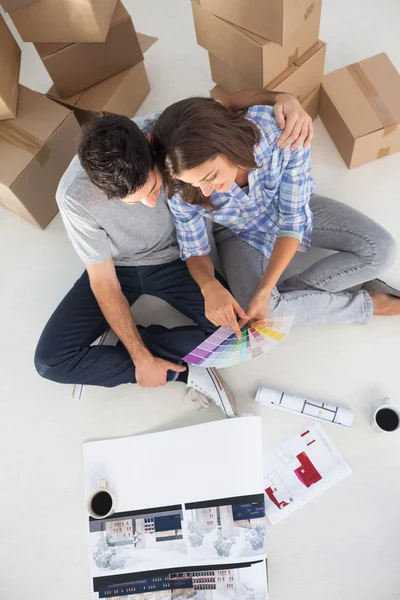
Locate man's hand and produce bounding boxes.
[239,290,270,328]
[202,279,248,339]
[274,93,314,150]
[220,88,313,151]
[135,354,186,388]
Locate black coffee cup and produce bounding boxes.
[373,400,400,433]
[88,479,115,519]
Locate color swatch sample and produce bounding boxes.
[184,316,294,368]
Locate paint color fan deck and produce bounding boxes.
[184,316,294,368]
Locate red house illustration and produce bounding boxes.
[265,487,290,510]
[293,452,322,487]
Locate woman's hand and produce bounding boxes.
[202,279,248,339]
[239,290,270,327]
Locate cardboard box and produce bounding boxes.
[210,85,231,105]
[268,41,326,100]
[46,33,156,125]
[209,40,326,98]
[198,0,319,46]
[1,0,39,11]
[35,1,143,98]
[301,85,320,120]
[0,86,81,228]
[0,14,21,120]
[319,53,400,169]
[209,54,254,94]
[8,0,118,42]
[47,61,151,126]
[193,0,321,89]
[210,83,320,121]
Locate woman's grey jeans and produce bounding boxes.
[213,194,397,326]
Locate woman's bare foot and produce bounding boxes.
[369,292,400,316]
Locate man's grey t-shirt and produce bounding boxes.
[56,113,180,267]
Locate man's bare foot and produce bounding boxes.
[369,292,400,316]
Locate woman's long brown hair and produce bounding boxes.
[152,97,261,208]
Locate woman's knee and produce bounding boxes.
[371,227,397,274]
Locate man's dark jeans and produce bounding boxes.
[34,259,219,387]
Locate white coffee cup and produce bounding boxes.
[87,479,115,519]
[372,398,400,434]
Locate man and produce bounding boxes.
[34,90,313,415]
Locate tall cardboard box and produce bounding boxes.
[209,41,326,98]
[198,0,319,45]
[210,84,321,121]
[320,53,400,168]
[35,1,143,98]
[1,0,39,11]
[192,0,321,89]
[0,14,21,120]
[47,61,151,126]
[8,0,118,42]
[0,86,81,228]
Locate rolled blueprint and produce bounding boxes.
[255,387,354,427]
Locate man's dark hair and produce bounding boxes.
[77,113,156,200]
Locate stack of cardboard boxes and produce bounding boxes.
[191,0,326,120]
[193,0,400,168]
[0,0,155,228]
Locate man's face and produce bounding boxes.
[121,166,163,208]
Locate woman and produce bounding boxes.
[152,97,398,338]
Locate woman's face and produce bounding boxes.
[176,154,239,197]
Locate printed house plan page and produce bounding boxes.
[83,417,269,600]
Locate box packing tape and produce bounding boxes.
[287,47,299,67]
[0,120,50,167]
[347,62,398,156]
[377,147,391,159]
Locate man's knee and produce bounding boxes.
[34,343,53,380]
[34,340,66,383]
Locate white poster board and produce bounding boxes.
[83,417,268,600]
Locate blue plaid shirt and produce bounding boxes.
[169,105,315,262]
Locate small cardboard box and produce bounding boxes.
[47,61,151,126]
[209,40,326,98]
[0,86,81,228]
[35,1,143,98]
[319,53,400,169]
[1,0,39,11]
[0,14,21,120]
[193,0,321,89]
[210,83,320,121]
[8,0,118,42]
[198,0,319,46]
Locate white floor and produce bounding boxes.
[1,1,400,599]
